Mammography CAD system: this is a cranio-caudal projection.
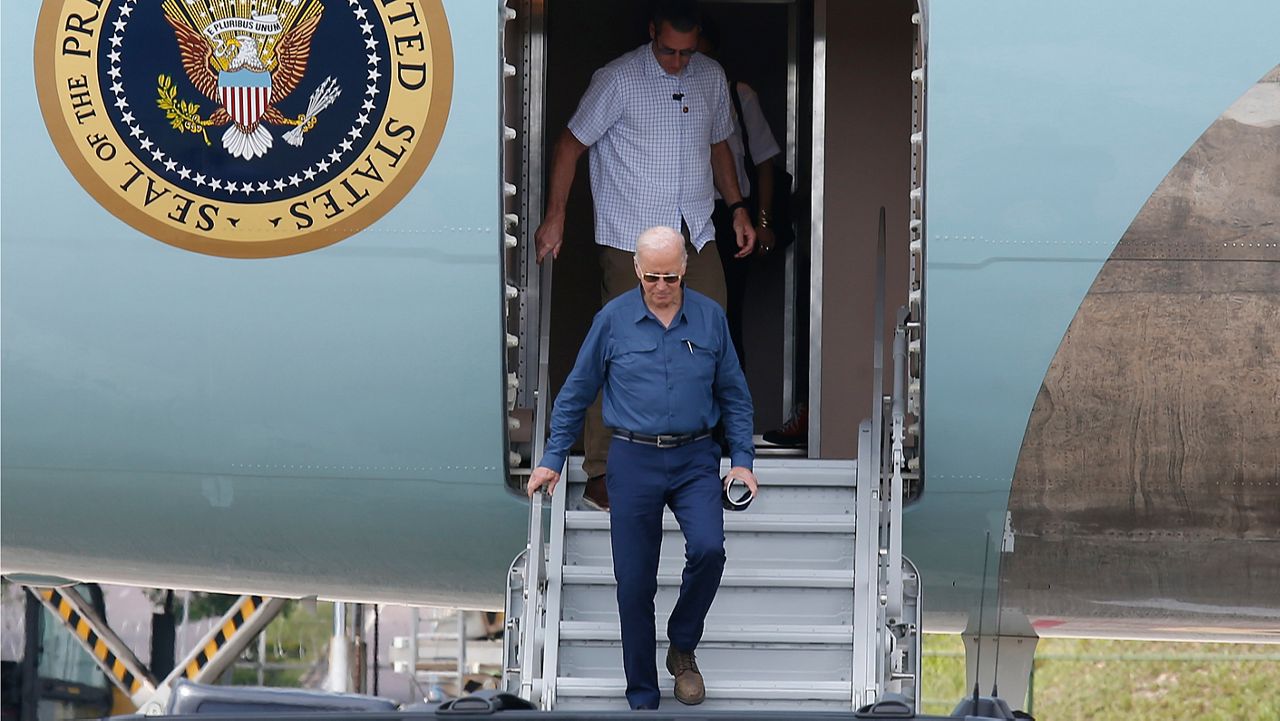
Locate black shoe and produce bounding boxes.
[582,474,609,512]
[761,404,808,447]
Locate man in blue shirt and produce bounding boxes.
[533,0,757,512]
[529,226,758,710]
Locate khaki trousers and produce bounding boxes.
[581,238,728,478]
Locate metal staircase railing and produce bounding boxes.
[513,490,545,705]
[506,458,920,712]
[504,212,921,712]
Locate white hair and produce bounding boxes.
[634,226,687,264]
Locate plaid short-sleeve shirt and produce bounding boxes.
[568,44,735,253]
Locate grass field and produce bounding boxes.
[920,634,1280,720]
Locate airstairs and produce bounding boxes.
[504,315,922,713]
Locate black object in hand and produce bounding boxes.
[722,476,754,512]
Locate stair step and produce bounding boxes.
[557,644,855,685]
[754,445,807,457]
[564,511,855,533]
[564,521,855,572]
[553,695,853,712]
[561,566,856,589]
[559,621,853,644]
[560,458,858,514]
[561,584,855,627]
[566,487,856,515]
[555,677,854,705]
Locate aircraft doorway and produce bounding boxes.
[510,0,924,472]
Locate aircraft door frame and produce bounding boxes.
[807,0,926,463]
[809,0,828,457]
[513,0,807,468]
[502,0,550,489]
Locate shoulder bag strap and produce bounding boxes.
[729,80,756,173]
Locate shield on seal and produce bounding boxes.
[218,70,274,128]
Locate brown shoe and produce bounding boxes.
[582,474,609,512]
[665,645,705,705]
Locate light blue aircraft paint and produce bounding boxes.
[2,0,1276,644]
[915,0,1280,625]
[2,0,526,608]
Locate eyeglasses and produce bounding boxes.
[641,272,682,285]
[654,44,697,59]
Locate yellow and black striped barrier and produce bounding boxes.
[32,587,287,713]
[177,595,265,681]
[36,588,154,698]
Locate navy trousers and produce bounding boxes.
[605,436,726,710]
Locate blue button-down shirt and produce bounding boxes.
[538,287,754,474]
[567,44,735,253]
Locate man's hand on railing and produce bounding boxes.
[527,466,561,498]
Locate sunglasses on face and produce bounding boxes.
[654,45,697,59]
[641,272,683,285]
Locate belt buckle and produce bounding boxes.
[655,434,675,448]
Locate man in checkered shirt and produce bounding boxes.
[534,0,756,514]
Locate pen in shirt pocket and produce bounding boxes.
[683,339,694,354]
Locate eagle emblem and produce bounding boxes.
[38,0,453,257]
[160,0,341,160]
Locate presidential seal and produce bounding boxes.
[36,0,453,258]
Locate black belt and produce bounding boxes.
[612,429,712,449]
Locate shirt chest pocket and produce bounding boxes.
[683,92,711,135]
[675,334,718,384]
[611,338,659,373]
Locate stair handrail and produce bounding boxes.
[518,255,556,704]
[885,310,908,627]
[518,490,546,704]
[537,471,568,710]
[530,259,554,482]
[852,419,881,708]
[501,547,526,693]
[858,206,914,705]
